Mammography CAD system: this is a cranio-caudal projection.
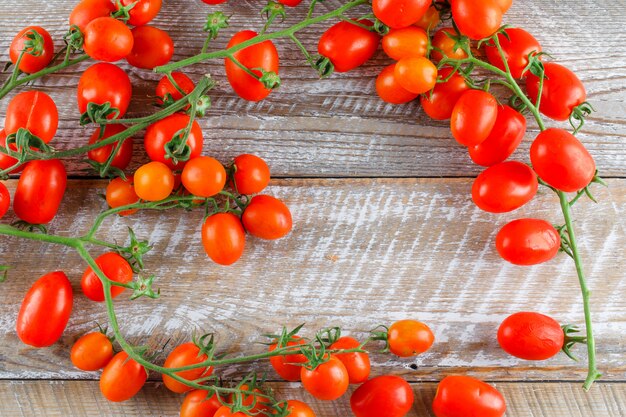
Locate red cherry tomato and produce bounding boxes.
[118,0,162,26]
[496,219,561,265]
[70,331,114,371]
[77,63,132,118]
[144,113,203,169]
[0,182,10,219]
[269,335,307,382]
[233,154,270,195]
[202,213,246,265]
[468,105,526,166]
[350,375,414,417]
[430,28,468,63]
[373,0,430,29]
[382,27,428,60]
[83,17,133,62]
[451,0,502,40]
[181,156,226,197]
[87,125,133,170]
[530,128,595,192]
[202,0,228,4]
[242,195,292,240]
[163,342,212,393]
[387,319,434,357]
[16,271,72,347]
[318,20,380,73]
[484,28,541,78]
[133,161,175,201]
[13,160,66,224]
[81,252,133,302]
[0,129,22,173]
[100,351,147,402]
[70,0,117,31]
[10,26,55,74]
[5,90,58,143]
[472,161,537,213]
[432,375,506,417]
[285,400,315,417]
[330,336,370,384]
[526,62,586,121]
[420,67,468,120]
[126,25,173,70]
[106,176,139,216]
[498,312,564,360]
[376,64,419,104]
[213,407,247,417]
[394,56,438,95]
[180,390,223,417]
[450,89,498,146]
[300,356,349,401]
[156,72,195,106]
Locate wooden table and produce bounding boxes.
[0,0,624,416]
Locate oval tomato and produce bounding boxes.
[388,319,434,357]
[106,176,139,216]
[420,67,468,120]
[163,342,212,393]
[373,0,430,29]
[485,28,541,78]
[126,25,173,70]
[118,0,162,26]
[498,312,564,360]
[144,113,203,169]
[472,161,537,213]
[180,390,223,417]
[78,63,132,118]
[156,72,195,106]
[530,128,595,192]
[300,356,349,401]
[87,125,133,170]
[394,56,438,94]
[133,161,175,201]
[100,351,147,402]
[181,156,226,197]
[450,89,498,146]
[242,195,292,240]
[13,160,66,224]
[350,375,414,417]
[318,20,380,73]
[5,90,58,143]
[201,213,246,265]
[330,336,370,384]
[70,331,114,371]
[376,64,418,105]
[468,105,526,166]
[83,17,133,62]
[452,0,502,40]
[382,27,428,60]
[233,154,270,195]
[430,28,468,63]
[432,375,506,417]
[269,335,307,382]
[0,182,9,219]
[69,0,117,31]
[526,62,586,121]
[285,400,315,417]
[81,252,133,302]
[10,26,55,74]
[496,218,561,266]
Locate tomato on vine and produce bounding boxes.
[181,156,227,197]
[300,356,349,401]
[126,26,174,70]
[180,390,223,417]
[430,28,468,63]
[285,400,316,417]
[0,130,21,173]
[77,63,132,118]
[70,331,114,371]
[0,182,9,219]
[202,213,246,265]
[496,219,561,266]
[232,154,270,195]
[498,312,565,360]
[394,57,438,95]
[472,161,538,213]
[213,407,247,417]
[317,20,380,73]
[330,336,370,384]
[376,64,419,105]
[269,335,307,382]
[372,0,430,29]
[382,27,428,60]
[106,176,139,216]
[81,252,134,302]
[100,351,147,402]
[83,17,134,62]
[350,375,414,417]
[5,90,58,143]
[387,319,434,357]
[156,72,195,106]
[432,375,506,417]
[118,0,162,26]
[420,67,468,120]
[242,195,292,240]
[450,90,498,146]
[10,26,54,74]
[484,28,541,78]
[163,342,213,393]
[451,0,503,41]
[69,0,116,31]
[144,113,204,169]
[13,160,66,224]
[526,62,586,121]
[133,161,175,201]
[87,125,133,170]
[468,105,526,166]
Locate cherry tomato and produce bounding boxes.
[242,195,292,240]
[77,63,132,118]
[16,271,72,347]
[225,30,279,101]
[530,128,595,192]
[484,28,541,78]
[13,160,66,224]
[233,154,270,195]
[498,311,564,360]
[373,0,430,29]
[69,0,116,32]
[414,5,440,31]
[106,176,139,216]
[163,342,213,393]
[450,89,498,146]
[330,336,370,384]
[0,182,9,219]
[317,20,380,73]
[144,113,203,170]
[526,62,586,121]
[468,105,526,166]
[300,356,349,401]
[70,331,114,371]
[382,27,428,60]
[181,156,226,197]
[496,218,561,265]
[5,90,58,143]
[81,252,133,302]
[269,335,307,382]
[100,351,147,402]
[118,0,162,26]
[351,375,413,417]
[433,375,506,417]
[285,400,316,417]
[278,0,302,6]
[87,125,133,170]
[202,213,246,265]
[202,0,228,4]
[0,129,22,173]
[420,67,468,120]
[387,319,434,357]
[133,161,175,201]
[394,56,437,94]
[126,25,173,69]
[83,17,133,62]
[376,64,419,104]
[156,72,195,106]
[430,28,468,63]
[213,407,247,417]
[472,161,537,213]
[452,0,502,40]
[10,26,54,74]
[180,390,223,417]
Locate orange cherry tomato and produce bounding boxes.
[163,342,213,393]
[70,332,114,371]
[387,319,434,357]
[376,64,419,105]
[100,351,147,402]
[10,26,55,74]
[301,356,349,400]
[133,161,175,201]
[213,406,248,417]
[382,27,428,60]
[285,400,316,417]
[83,17,133,62]
[242,195,292,240]
[180,390,223,417]
[201,213,246,266]
[81,252,133,302]
[394,56,438,94]
[430,27,468,63]
[330,336,370,384]
[106,176,139,216]
[181,156,227,198]
[269,335,307,382]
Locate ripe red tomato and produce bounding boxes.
[526,62,586,121]
[330,336,370,384]
[472,161,537,213]
[387,319,434,357]
[450,90,498,146]
[373,0,430,29]
[100,351,147,402]
[451,0,502,40]
[213,407,247,417]
[83,17,133,62]
[498,312,564,360]
[394,57,438,94]
[87,125,133,170]
[242,195,292,240]
[530,128,595,192]
[163,342,213,393]
[118,0,162,26]
[496,218,561,265]
[376,64,419,104]
[180,390,222,417]
[16,271,72,347]
[202,0,228,4]
[144,113,203,169]
[106,176,139,216]
[202,213,246,265]
[0,129,22,173]
[77,63,132,118]
[301,356,349,401]
[484,28,541,78]
[70,332,114,371]
[126,25,173,69]
[233,154,270,195]
[430,28,468,63]
[181,156,226,197]
[156,72,195,106]
[269,336,307,381]
[350,375,414,417]
[10,26,55,74]
[285,400,315,417]
[13,160,66,224]
[5,90,58,143]
[468,105,526,166]
[69,0,116,31]
[420,67,468,120]
[81,252,133,302]
[225,30,279,101]
[278,0,302,6]
[0,182,9,219]
[318,20,380,73]
[432,375,506,417]
[133,161,175,201]
[382,27,428,60]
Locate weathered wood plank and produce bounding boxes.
[0,0,624,177]
[0,179,624,381]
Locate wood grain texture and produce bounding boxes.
[0,0,624,178]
